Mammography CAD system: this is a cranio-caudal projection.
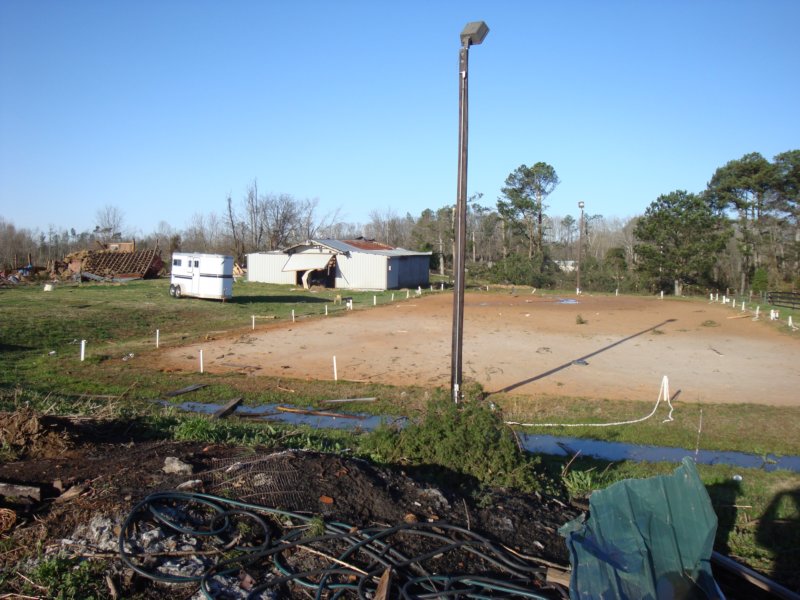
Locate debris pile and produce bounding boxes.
[59,246,163,282]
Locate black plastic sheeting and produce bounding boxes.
[560,457,725,599]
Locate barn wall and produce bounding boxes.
[246,253,295,284]
[395,255,430,288]
[387,258,400,289]
[336,253,388,290]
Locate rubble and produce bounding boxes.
[60,243,163,282]
[2,242,164,284]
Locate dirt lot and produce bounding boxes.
[162,292,799,406]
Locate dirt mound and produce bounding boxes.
[0,409,72,459]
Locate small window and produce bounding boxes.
[194,260,199,268]
[173,259,182,267]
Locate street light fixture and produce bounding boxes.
[576,201,585,295]
[451,21,488,403]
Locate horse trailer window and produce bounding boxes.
[173,259,181,267]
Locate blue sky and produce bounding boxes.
[1,1,798,237]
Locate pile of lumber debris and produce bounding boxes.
[55,244,164,282]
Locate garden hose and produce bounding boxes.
[118,490,564,599]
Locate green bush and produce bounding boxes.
[487,255,555,288]
[362,396,540,492]
[752,268,769,293]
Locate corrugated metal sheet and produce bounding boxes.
[246,253,295,284]
[282,253,334,272]
[394,255,430,288]
[287,239,431,258]
[338,239,394,251]
[336,253,388,290]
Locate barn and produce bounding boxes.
[246,238,431,291]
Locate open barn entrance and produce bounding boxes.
[282,253,337,289]
[296,264,336,289]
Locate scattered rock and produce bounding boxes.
[163,457,193,475]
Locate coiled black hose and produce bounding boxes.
[118,491,565,599]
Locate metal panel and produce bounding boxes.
[282,253,334,272]
[396,255,430,289]
[387,257,400,289]
[336,253,388,290]
[246,253,295,284]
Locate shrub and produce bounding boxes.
[362,396,540,493]
[487,255,555,288]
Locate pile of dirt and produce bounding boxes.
[0,409,73,459]
[0,412,577,598]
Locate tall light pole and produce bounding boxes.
[576,201,585,295]
[451,21,489,403]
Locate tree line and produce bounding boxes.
[2,150,797,295]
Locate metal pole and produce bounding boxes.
[577,201,585,295]
[451,43,470,403]
[451,22,488,403]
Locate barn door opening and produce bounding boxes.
[296,265,336,289]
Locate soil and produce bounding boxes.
[158,292,799,406]
[0,412,577,598]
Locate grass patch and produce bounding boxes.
[21,556,108,600]
[497,394,800,457]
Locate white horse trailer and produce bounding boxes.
[169,253,234,301]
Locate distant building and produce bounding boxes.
[247,238,431,291]
[556,260,577,273]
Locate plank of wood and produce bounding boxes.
[545,566,572,588]
[212,397,243,419]
[165,384,207,397]
[0,482,41,501]
[275,405,365,420]
[322,397,377,404]
[237,412,279,419]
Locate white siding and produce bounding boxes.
[336,253,388,290]
[246,253,295,284]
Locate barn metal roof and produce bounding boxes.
[286,239,431,257]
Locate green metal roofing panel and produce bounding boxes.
[560,457,724,599]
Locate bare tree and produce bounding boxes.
[94,205,125,242]
[295,198,321,241]
[226,195,245,260]
[265,193,299,249]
